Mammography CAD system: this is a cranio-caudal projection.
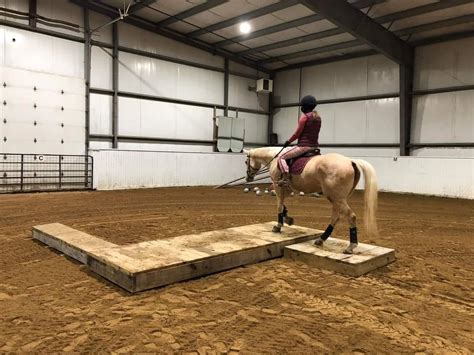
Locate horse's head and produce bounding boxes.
[244,149,261,182]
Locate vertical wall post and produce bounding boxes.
[399,62,414,156]
[267,73,275,145]
[58,155,62,190]
[20,154,24,191]
[224,58,229,117]
[112,22,119,149]
[83,6,91,153]
[212,106,218,152]
[28,0,37,28]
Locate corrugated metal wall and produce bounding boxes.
[274,38,474,158]
[1,0,270,156]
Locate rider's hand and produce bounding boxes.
[283,140,290,148]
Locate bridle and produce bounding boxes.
[246,155,260,181]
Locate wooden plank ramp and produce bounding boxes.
[284,238,395,277]
[32,223,322,293]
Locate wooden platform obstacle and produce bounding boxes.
[32,223,321,293]
[284,238,395,277]
[32,223,395,292]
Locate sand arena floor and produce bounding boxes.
[0,187,473,353]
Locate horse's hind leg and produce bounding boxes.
[314,201,341,246]
[342,201,358,254]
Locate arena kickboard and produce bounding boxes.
[284,238,395,277]
[32,223,322,293]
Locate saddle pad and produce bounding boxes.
[289,155,318,175]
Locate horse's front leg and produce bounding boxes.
[272,186,287,233]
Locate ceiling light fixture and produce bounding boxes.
[239,22,252,34]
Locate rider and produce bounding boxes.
[278,95,321,186]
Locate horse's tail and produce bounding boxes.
[352,159,378,239]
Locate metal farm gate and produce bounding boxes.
[0,154,93,193]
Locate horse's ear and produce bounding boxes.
[243,149,249,156]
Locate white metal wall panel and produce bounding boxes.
[300,55,399,100]
[91,150,245,189]
[3,28,83,78]
[412,91,474,144]
[273,99,399,145]
[90,141,112,150]
[366,98,399,143]
[118,51,224,105]
[118,97,215,141]
[119,22,224,69]
[118,143,214,153]
[273,107,299,144]
[414,38,474,90]
[36,0,82,36]
[91,46,113,90]
[177,64,224,105]
[367,55,399,95]
[412,148,473,158]
[228,75,269,111]
[322,148,399,157]
[1,67,85,155]
[90,150,473,199]
[90,94,112,135]
[238,112,268,144]
[0,0,29,24]
[354,156,473,199]
[0,27,3,66]
[274,69,300,105]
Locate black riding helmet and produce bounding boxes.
[300,95,317,113]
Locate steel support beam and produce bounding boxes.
[399,63,413,156]
[90,88,270,115]
[299,0,414,65]
[260,12,471,65]
[112,22,119,149]
[239,0,472,57]
[215,0,385,49]
[155,0,228,29]
[267,73,275,145]
[274,92,399,108]
[84,6,91,153]
[224,59,229,116]
[28,0,37,28]
[187,0,300,38]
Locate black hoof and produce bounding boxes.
[284,216,294,226]
[272,225,281,233]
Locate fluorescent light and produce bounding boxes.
[239,22,252,34]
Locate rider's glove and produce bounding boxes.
[283,140,290,148]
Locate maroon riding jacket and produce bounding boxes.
[288,112,321,147]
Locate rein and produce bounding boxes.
[214,146,286,190]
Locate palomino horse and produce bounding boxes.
[244,147,378,254]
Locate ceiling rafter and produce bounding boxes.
[238,0,474,57]
[297,0,414,65]
[155,0,229,29]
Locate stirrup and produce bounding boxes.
[277,173,291,187]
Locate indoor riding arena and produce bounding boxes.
[0,0,473,353]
